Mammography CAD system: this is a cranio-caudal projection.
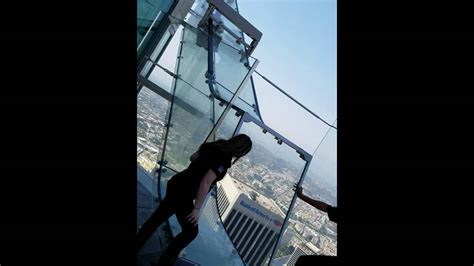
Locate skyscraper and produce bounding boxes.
[217,175,284,266]
[286,242,320,266]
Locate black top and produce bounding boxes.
[326,205,338,223]
[169,142,232,199]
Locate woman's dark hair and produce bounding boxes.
[209,134,252,164]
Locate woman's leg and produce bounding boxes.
[156,202,199,265]
[137,197,175,253]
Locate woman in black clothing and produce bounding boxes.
[137,134,252,265]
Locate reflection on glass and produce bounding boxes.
[218,121,307,265]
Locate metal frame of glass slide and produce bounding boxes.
[230,112,314,264]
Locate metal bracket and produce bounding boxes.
[198,0,262,57]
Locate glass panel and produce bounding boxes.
[137,0,174,50]
[138,212,168,266]
[138,165,175,266]
[239,78,260,116]
[183,0,263,122]
[168,16,262,122]
[163,21,257,172]
[188,0,238,28]
[214,32,253,95]
[177,190,244,265]
[137,60,174,266]
[252,73,333,153]
[137,86,170,173]
[137,11,165,56]
[137,165,156,214]
[140,28,173,77]
[216,82,260,120]
[215,105,242,140]
[176,22,255,96]
[306,121,337,207]
[177,26,212,96]
[271,124,337,265]
[270,199,322,265]
[212,25,261,120]
[164,79,213,172]
[147,28,182,90]
[220,120,307,265]
[189,0,208,21]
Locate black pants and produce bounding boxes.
[137,180,198,265]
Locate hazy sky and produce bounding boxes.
[237,0,337,154]
[237,0,337,192]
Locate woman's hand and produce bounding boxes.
[186,208,200,226]
[293,183,303,198]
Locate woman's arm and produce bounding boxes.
[294,183,329,212]
[186,169,217,225]
[194,169,216,209]
[299,193,329,212]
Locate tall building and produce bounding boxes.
[217,175,284,266]
[286,242,320,266]
[216,173,241,218]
